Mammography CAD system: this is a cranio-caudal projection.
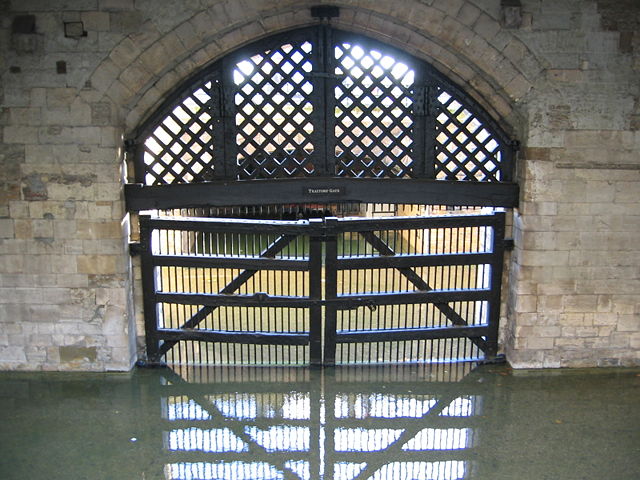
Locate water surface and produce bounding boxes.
[1,364,638,479]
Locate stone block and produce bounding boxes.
[76,221,121,239]
[3,126,38,144]
[525,336,555,350]
[118,60,152,94]
[90,58,121,93]
[456,2,481,26]
[31,219,53,238]
[59,345,98,363]
[95,287,126,307]
[0,255,25,273]
[101,0,134,10]
[13,220,32,239]
[105,79,135,105]
[46,88,77,108]
[8,201,29,219]
[87,203,113,219]
[0,219,15,238]
[616,315,639,332]
[563,295,597,313]
[520,250,570,267]
[64,240,84,255]
[81,11,110,31]
[615,182,640,203]
[554,337,585,349]
[76,255,119,275]
[90,102,112,125]
[0,346,27,364]
[38,126,102,145]
[565,326,600,338]
[515,294,537,313]
[472,12,500,40]
[174,19,201,51]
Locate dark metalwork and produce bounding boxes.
[125,25,517,209]
[138,210,506,366]
[310,5,340,19]
[125,177,519,211]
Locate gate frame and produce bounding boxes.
[137,211,506,367]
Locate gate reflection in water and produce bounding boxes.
[160,363,484,480]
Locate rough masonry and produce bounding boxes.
[0,0,638,370]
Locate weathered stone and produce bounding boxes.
[0,0,638,373]
[59,345,97,363]
[90,102,112,125]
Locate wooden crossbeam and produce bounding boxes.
[356,230,489,352]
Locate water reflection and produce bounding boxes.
[2,366,639,480]
[159,363,484,480]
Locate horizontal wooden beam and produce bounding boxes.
[331,212,503,231]
[153,254,309,271]
[337,252,494,269]
[125,177,519,211]
[157,328,309,345]
[155,288,490,308]
[141,215,316,235]
[335,325,490,343]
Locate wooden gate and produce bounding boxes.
[126,20,518,367]
[137,210,505,367]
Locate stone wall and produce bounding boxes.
[505,0,640,367]
[0,0,637,370]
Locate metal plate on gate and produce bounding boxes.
[303,186,346,196]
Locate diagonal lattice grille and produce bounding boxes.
[234,41,315,179]
[434,89,502,181]
[334,43,415,178]
[143,81,217,185]
[136,28,514,187]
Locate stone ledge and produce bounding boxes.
[555,161,640,170]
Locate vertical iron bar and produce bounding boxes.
[221,61,237,179]
[424,82,437,178]
[128,138,146,185]
[486,212,506,358]
[323,217,339,366]
[209,78,226,178]
[501,139,519,183]
[412,81,427,178]
[322,25,337,175]
[309,220,323,366]
[139,215,161,363]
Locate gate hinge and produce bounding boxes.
[129,242,144,256]
[503,238,515,251]
[124,138,137,154]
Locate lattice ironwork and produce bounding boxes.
[334,42,415,178]
[434,88,502,182]
[131,26,515,188]
[234,41,315,179]
[142,80,219,185]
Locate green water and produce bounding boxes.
[0,364,638,480]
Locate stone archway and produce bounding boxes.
[86,1,544,367]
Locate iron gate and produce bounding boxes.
[138,211,505,367]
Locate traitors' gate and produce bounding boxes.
[125,12,518,367]
[137,207,506,366]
